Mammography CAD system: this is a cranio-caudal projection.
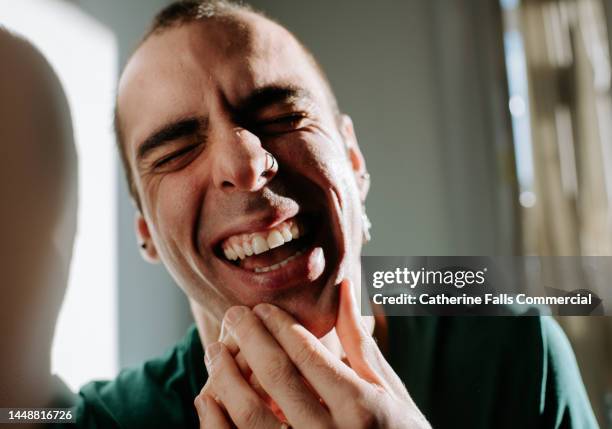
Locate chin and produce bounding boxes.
[299,310,338,338]
[278,281,340,338]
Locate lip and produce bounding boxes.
[201,186,346,300]
[211,204,336,293]
[207,205,299,254]
[217,240,326,292]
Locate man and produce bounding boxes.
[73,1,597,428]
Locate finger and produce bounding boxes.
[223,306,331,428]
[216,328,269,408]
[195,394,231,429]
[335,279,392,386]
[199,355,250,396]
[199,367,266,415]
[235,351,251,377]
[220,322,252,379]
[252,302,367,411]
[204,341,280,428]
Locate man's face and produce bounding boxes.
[118,13,366,336]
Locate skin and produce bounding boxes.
[0,29,77,424]
[119,11,365,343]
[118,10,429,428]
[196,280,430,429]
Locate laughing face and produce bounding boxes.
[117,11,368,337]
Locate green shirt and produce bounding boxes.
[68,317,598,428]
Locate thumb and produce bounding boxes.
[335,279,386,385]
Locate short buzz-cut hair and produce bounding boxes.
[115,0,339,210]
[147,0,252,35]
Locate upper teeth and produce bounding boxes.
[222,218,302,261]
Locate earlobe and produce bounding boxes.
[135,212,159,263]
[339,114,369,201]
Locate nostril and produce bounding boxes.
[221,180,234,189]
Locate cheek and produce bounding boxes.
[144,172,201,258]
[274,131,363,243]
[276,130,351,189]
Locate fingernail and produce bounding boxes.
[224,306,247,329]
[204,342,222,368]
[253,303,273,320]
[218,321,230,342]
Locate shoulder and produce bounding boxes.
[538,317,599,428]
[443,316,597,427]
[72,325,206,429]
[390,316,597,428]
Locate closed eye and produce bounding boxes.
[153,143,200,169]
[256,113,308,134]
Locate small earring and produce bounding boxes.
[140,242,147,250]
[362,206,372,243]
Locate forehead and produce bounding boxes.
[118,12,327,155]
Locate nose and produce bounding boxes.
[210,127,278,192]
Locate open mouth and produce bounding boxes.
[217,215,316,274]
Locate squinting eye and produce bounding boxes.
[153,144,198,169]
[258,113,307,133]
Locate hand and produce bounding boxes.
[194,279,431,428]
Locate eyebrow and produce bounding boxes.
[137,117,205,162]
[233,84,314,120]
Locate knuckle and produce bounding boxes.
[205,367,228,396]
[263,354,295,386]
[260,305,282,333]
[193,394,204,410]
[345,407,377,429]
[237,397,266,428]
[355,408,378,429]
[298,402,332,429]
[234,311,258,339]
[293,340,319,368]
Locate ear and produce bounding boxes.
[339,114,369,202]
[135,212,159,263]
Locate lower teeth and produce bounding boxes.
[253,250,303,273]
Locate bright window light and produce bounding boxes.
[501,1,536,199]
[0,0,118,391]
